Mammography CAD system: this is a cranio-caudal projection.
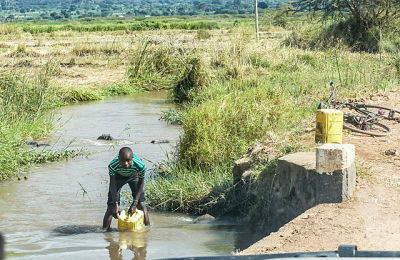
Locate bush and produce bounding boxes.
[126,41,187,90]
[172,55,210,103]
[327,18,380,52]
[146,161,233,214]
[196,29,212,40]
[284,17,384,52]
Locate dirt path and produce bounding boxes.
[240,89,400,254]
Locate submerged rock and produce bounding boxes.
[37,143,50,147]
[150,139,170,144]
[26,141,50,147]
[26,136,51,147]
[192,214,216,224]
[52,225,109,235]
[385,149,398,156]
[97,134,113,140]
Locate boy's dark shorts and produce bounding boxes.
[107,174,146,206]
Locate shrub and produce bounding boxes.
[126,40,188,90]
[172,55,210,103]
[196,29,212,40]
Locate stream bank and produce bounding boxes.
[0,93,255,259]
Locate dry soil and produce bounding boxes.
[240,89,400,254]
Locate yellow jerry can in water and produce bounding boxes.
[118,230,146,250]
[315,109,343,144]
[118,209,145,231]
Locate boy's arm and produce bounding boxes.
[109,175,120,217]
[129,177,144,215]
[129,156,145,215]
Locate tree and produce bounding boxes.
[295,0,400,29]
[101,8,110,16]
[6,14,14,21]
[233,0,241,8]
[212,0,222,5]
[177,6,185,14]
[61,9,70,18]
[50,11,58,19]
[40,12,49,19]
[257,2,268,9]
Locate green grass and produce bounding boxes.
[0,19,223,35]
[101,80,143,96]
[145,19,400,215]
[55,85,102,103]
[125,40,204,91]
[160,109,185,125]
[0,69,82,180]
[176,46,398,167]
[72,41,123,56]
[146,161,234,214]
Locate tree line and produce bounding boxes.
[0,0,286,20]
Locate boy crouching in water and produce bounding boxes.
[103,147,150,230]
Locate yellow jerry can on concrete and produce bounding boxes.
[118,209,145,232]
[315,109,343,144]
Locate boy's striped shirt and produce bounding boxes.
[108,154,145,178]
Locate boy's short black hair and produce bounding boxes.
[119,147,133,159]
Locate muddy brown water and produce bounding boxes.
[0,92,254,260]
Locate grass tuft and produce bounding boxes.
[0,70,82,180]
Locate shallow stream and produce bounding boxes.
[0,92,253,260]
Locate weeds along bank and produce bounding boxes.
[0,67,82,181]
[1,15,400,221]
[144,16,400,217]
[148,43,400,216]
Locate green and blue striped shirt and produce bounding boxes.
[108,154,146,178]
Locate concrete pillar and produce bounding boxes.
[316,143,355,173]
[316,143,356,201]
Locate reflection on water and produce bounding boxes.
[51,222,150,260]
[105,232,148,260]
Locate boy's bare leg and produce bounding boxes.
[140,202,150,226]
[0,232,4,260]
[103,207,113,230]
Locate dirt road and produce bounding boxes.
[240,89,400,254]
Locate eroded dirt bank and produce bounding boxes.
[240,89,400,254]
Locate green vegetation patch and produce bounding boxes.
[0,19,221,35]
[0,70,81,180]
[147,161,234,214]
[146,23,400,216]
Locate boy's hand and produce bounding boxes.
[128,200,138,216]
[128,206,136,216]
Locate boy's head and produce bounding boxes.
[118,147,133,169]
